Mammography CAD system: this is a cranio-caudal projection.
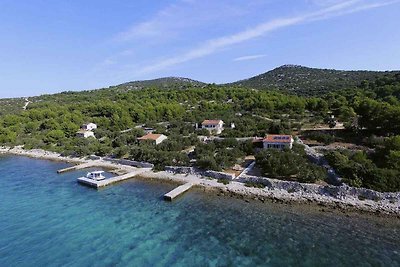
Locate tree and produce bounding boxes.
[298,164,327,183]
[61,121,79,138]
[197,156,220,171]
[40,119,60,131]
[256,149,305,178]
[386,150,400,171]
[0,127,16,144]
[45,130,65,144]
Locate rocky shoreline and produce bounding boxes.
[140,171,400,216]
[1,146,399,216]
[0,146,86,164]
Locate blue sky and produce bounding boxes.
[0,0,399,98]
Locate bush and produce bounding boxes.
[304,132,335,144]
[298,164,327,183]
[255,149,305,178]
[256,147,328,183]
[325,150,400,192]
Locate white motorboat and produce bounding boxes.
[86,171,106,181]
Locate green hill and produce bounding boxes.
[230,65,400,96]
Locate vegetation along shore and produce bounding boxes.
[1,65,400,216]
[1,146,398,216]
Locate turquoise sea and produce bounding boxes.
[0,156,399,266]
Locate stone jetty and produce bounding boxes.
[164,182,196,201]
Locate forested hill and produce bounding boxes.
[1,72,400,191]
[117,77,205,90]
[230,65,400,96]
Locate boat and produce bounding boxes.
[86,171,106,181]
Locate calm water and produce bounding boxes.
[0,156,399,267]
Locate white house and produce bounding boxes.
[82,123,97,131]
[143,127,156,134]
[137,133,168,145]
[201,120,224,135]
[263,135,294,150]
[76,130,95,139]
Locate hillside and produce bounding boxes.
[2,65,399,111]
[0,98,26,116]
[117,77,206,90]
[230,65,400,96]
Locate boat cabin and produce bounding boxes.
[86,171,105,181]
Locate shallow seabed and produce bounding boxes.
[0,156,399,267]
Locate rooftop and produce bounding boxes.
[137,133,165,141]
[263,135,293,143]
[202,120,223,125]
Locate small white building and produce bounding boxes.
[201,120,224,135]
[263,135,294,150]
[82,123,97,131]
[137,133,168,145]
[76,130,95,139]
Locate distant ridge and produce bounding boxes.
[2,65,400,101]
[115,65,400,96]
[229,65,400,96]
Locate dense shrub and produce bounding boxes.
[325,148,400,192]
[255,146,327,183]
[303,132,335,145]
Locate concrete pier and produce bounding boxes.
[164,183,194,201]
[57,166,78,173]
[77,168,151,188]
[235,161,256,179]
[57,162,95,173]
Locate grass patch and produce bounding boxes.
[372,196,382,202]
[217,179,230,185]
[358,195,367,201]
[245,181,265,188]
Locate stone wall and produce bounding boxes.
[165,166,235,180]
[163,166,399,203]
[104,158,154,168]
[204,170,235,180]
[239,175,400,202]
[165,166,196,175]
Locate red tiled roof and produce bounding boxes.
[138,133,164,141]
[201,120,223,125]
[263,135,293,143]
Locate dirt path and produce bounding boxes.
[23,98,31,110]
